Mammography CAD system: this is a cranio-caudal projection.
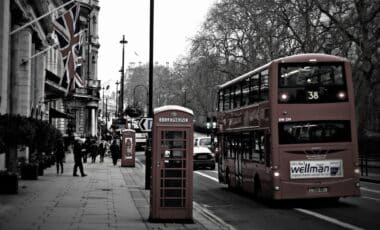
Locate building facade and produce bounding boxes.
[0,0,100,169]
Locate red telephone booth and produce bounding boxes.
[149,105,194,222]
[121,129,136,167]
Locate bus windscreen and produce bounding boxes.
[279,120,351,144]
[278,63,348,103]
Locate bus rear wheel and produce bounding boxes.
[253,176,261,200]
[226,169,232,189]
[325,197,340,203]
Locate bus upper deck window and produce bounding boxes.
[278,63,347,104]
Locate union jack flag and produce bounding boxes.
[53,4,84,93]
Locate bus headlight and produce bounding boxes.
[337,91,346,100]
[279,93,289,102]
[274,172,280,177]
[354,168,361,174]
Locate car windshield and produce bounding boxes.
[199,138,211,146]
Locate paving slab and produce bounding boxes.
[0,152,225,230]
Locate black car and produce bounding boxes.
[193,146,215,170]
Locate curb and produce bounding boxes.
[360,177,380,184]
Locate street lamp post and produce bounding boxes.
[133,84,148,115]
[182,87,187,107]
[115,80,119,117]
[119,35,128,116]
[145,0,154,190]
[102,85,109,118]
[105,97,108,128]
[102,86,105,117]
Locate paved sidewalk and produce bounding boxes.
[0,153,223,230]
[3,152,376,230]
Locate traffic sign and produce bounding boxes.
[138,117,153,132]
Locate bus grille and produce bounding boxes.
[286,149,343,155]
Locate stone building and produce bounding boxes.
[0,0,100,169]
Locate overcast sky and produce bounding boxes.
[98,0,216,89]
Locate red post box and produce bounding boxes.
[149,105,194,222]
[121,129,136,167]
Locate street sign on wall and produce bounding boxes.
[138,117,153,132]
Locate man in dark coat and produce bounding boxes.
[90,140,98,163]
[110,139,120,166]
[73,139,87,177]
[83,137,91,163]
[55,139,65,174]
[98,141,106,163]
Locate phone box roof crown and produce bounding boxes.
[154,105,194,124]
[154,105,193,116]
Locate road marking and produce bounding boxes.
[196,169,372,229]
[362,196,380,202]
[194,171,219,183]
[295,208,365,230]
[360,187,380,194]
[193,201,237,230]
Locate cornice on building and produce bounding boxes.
[13,0,48,47]
[91,42,101,49]
[72,93,100,103]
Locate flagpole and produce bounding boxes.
[21,44,58,64]
[21,29,87,64]
[10,0,75,36]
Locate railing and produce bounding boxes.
[359,153,380,176]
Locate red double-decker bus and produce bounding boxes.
[217,53,361,200]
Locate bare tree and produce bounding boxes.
[125,0,380,131]
[315,0,380,131]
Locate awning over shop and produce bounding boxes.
[45,69,67,98]
[49,108,74,120]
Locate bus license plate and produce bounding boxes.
[308,187,328,193]
[197,155,208,159]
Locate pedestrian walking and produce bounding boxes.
[99,141,106,163]
[83,137,91,163]
[91,140,98,163]
[73,139,87,177]
[110,139,120,166]
[104,140,110,157]
[54,139,65,174]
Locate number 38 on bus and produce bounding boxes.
[216,53,360,200]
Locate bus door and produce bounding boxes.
[217,134,225,183]
[240,132,251,191]
[258,130,272,193]
[234,135,243,187]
